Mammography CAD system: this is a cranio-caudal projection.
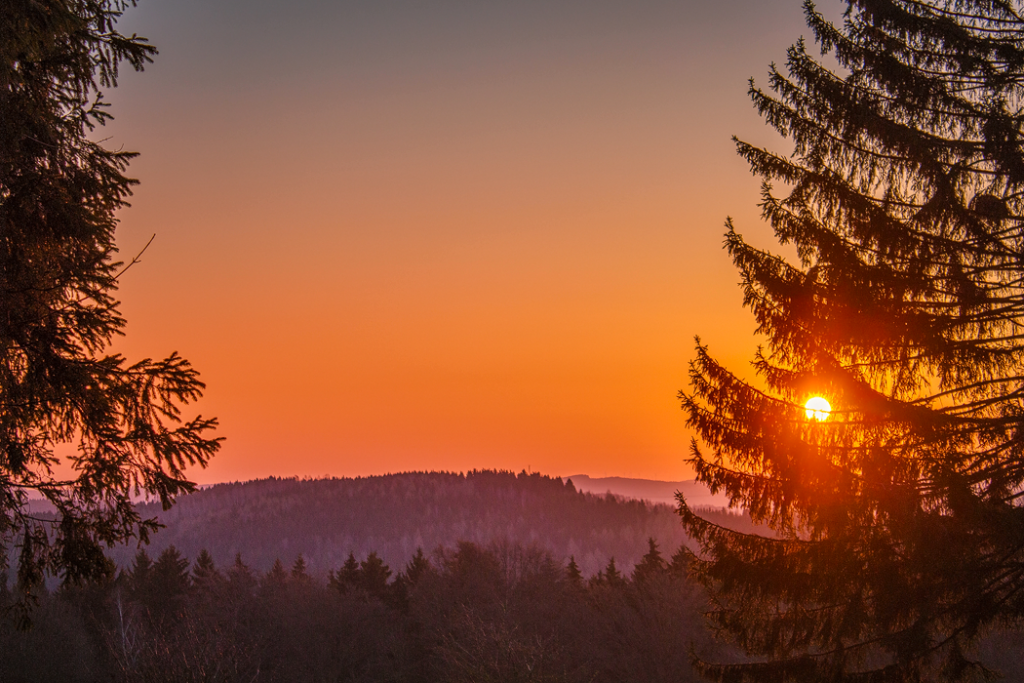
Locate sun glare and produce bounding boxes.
[804,396,831,421]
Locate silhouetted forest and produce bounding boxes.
[2,537,723,682]
[106,470,755,577]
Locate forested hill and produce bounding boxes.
[114,470,750,577]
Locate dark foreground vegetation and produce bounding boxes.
[1,539,718,683]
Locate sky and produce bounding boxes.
[99,0,837,484]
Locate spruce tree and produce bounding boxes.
[600,557,625,589]
[667,545,690,577]
[264,559,288,588]
[126,548,153,602]
[190,549,220,591]
[565,555,584,589]
[290,554,309,583]
[226,553,256,601]
[403,547,432,586]
[1,0,220,601]
[149,545,189,623]
[359,551,392,599]
[631,538,666,585]
[329,552,361,594]
[680,0,1024,680]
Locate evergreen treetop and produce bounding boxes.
[359,551,392,598]
[631,538,666,585]
[329,552,361,594]
[565,555,584,589]
[404,547,432,586]
[291,554,309,582]
[265,559,288,588]
[191,549,220,589]
[600,557,625,590]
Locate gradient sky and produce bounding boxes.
[98,0,839,484]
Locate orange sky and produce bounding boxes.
[98,0,834,483]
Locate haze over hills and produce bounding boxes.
[107,470,745,578]
[565,474,731,508]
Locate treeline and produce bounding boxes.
[1,539,722,683]
[112,470,755,577]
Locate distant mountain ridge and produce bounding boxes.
[565,474,731,508]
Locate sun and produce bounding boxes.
[804,396,831,421]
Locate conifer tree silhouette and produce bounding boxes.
[565,555,584,589]
[631,538,666,585]
[0,0,220,609]
[681,1,1024,680]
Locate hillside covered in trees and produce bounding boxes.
[3,470,1022,682]
[109,470,752,577]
